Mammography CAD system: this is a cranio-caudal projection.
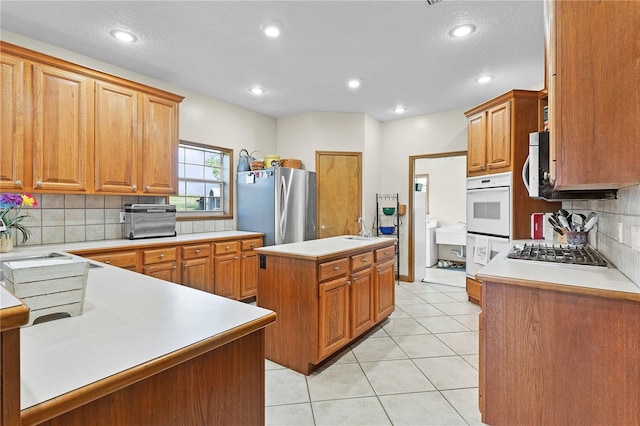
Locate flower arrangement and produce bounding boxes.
[0,193,38,243]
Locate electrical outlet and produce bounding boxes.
[617,222,624,243]
[119,212,126,224]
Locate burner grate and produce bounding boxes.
[507,243,607,267]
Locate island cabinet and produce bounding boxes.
[545,0,640,190]
[479,279,640,425]
[256,238,396,375]
[0,41,183,196]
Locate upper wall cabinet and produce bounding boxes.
[546,0,640,190]
[465,90,540,177]
[0,42,184,195]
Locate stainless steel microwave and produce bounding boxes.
[522,131,617,201]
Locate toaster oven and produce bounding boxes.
[124,204,177,240]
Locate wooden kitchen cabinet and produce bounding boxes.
[239,238,262,299]
[465,91,538,177]
[81,250,139,272]
[257,240,396,375]
[32,62,92,192]
[213,241,240,299]
[142,247,179,283]
[181,243,212,293]
[546,0,640,190]
[0,54,25,191]
[94,81,140,194]
[0,41,183,195]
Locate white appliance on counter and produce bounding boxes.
[466,172,512,280]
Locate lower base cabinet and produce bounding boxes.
[258,242,396,375]
[466,276,482,305]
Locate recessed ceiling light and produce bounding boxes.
[347,78,363,89]
[110,30,137,43]
[249,86,266,95]
[261,21,283,38]
[449,24,476,38]
[475,75,494,84]
[393,106,407,114]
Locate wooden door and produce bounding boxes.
[240,250,258,299]
[316,151,362,238]
[141,94,178,194]
[32,63,91,192]
[350,266,374,338]
[374,259,395,321]
[182,256,213,293]
[318,276,350,359]
[143,262,179,283]
[486,101,512,172]
[214,253,239,299]
[94,81,140,193]
[466,112,487,175]
[0,54,25,191]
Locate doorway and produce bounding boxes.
[407,151,467,283]
[316,151,362,239]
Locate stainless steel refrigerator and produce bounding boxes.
[237,168,316,246]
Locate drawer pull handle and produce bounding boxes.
[250,243,255,247]
[195,249,201,254]
[384,251,390,256]
[105,260,111,265]
[333,266,340,271]
[226,245,230,250]
[362,258,367,263]
[159,253,165,259]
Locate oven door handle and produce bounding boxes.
[466,187,509,194]
[522,155,530,193]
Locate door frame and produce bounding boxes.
[315,151,362,238]
[407,150,467,283]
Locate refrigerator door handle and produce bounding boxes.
[279,175,291,243]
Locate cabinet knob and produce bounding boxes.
[346,280,351,286]
[132,185,137,191]
[105,260,111,265]
[173,265,177,270]
[184,263,189,268]
[333,266,340,271]
[250,243,255,247]
[362,258,367,263]
[226,245,230,250]
[36,181,42,187]
[384,251,390,256]
[352,276,358,282]
[14,180,21,187]
[234,256,238,260]
[145,185,150,191]
[195,249,201,254]
[243,255,248,259]
[159,253,165,259]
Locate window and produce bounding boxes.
[170,142,232,217]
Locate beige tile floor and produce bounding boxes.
[264,279,485,426]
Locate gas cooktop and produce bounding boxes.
[507,243,608,267]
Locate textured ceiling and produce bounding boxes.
[0,1,545,122]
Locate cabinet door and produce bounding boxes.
[374,259,395,321]
[240,250,258,299]
[486,101,512,172]
[141,94,178,194]
[32,63,91,192]
[214,252,239,299]
[94,81,140,193]
[182,256,213,293]
[467,112,487,174]
[318,276,350,359]
[143,261,179,283]
[350,266,374,338]
[0,54,25,191]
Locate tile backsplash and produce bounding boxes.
[16,194,233,247]
[563,184,640,287]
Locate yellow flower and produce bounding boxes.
[21,194,36,207]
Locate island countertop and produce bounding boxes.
[255,235,397,261]
[1,252,275,420]
[477,240,640,302]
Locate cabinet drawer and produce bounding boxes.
[182,243,211,260]
[86,251,138,269]
[350,251,374,272]
[241,238,263,251]
[142,247,178,265]
[318,258,349,282]
[214,241,238,255]
[374,246,395,263]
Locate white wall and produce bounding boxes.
[414,156,467,227]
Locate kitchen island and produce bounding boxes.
[0,251,275,426]
[256,236,397,375]
[476,241,640,425]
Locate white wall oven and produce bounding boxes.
[466,172,512,279]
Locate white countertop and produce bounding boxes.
[255,235,397,259]
[0,285,23,310]
[0,238,274,410]
[477,240,640,300]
